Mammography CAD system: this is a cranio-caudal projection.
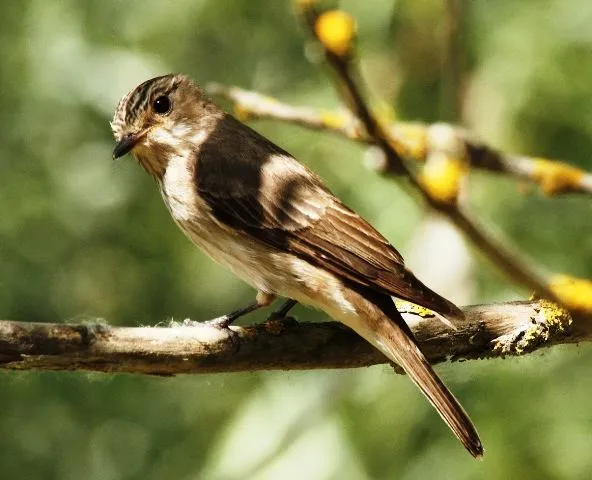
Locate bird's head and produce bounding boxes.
[111,73,219,177]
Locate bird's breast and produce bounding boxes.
[158,153,359,320]
[159,154,286,293]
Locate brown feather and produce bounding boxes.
[357,290,483,458]
[196,114,464,321]
[116,76,479,456]
[195,114,481,455]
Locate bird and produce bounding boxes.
[111,73,483,458]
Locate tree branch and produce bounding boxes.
[206,87,592,197]
[297,5,592,314]
[206,86,562,303]
[0,300,585,376]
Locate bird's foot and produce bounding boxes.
[205,316,241,353]
[169,317,234,329]
[205,315,235,329]
[172,317,240,353]
[264,311,299,335]
[265,311,298,324]
[265,299,299,326]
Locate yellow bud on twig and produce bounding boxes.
[532,158,585,195]
[320,110,347,130]
[549,275,592,314]
[315,10,356,58]
[392,123,428,160]
[419,154,466,205]
[234,104,252,122]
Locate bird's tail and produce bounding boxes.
[363,296,483,458]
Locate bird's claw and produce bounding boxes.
[205,316,241,353]
[205,315,234,329]
[172,317,240,352]
[265,312,298,325]
[169,317,233,329]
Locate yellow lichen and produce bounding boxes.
[493,299,572,356]
[532,158,585,195]
[492,338,513,355]
[519,324,546,353]
[394,300,435,318]
[320,110,348,130]
[314,10,356,58]
[549,275,592,314]
[419,154,467,205]
[537,298,572,330]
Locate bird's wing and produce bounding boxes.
[196,114,463,320]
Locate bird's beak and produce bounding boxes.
[112,129,149,160]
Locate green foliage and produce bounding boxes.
[1,0,591,478]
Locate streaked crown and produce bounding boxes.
[111,74,188,142]
[110,73,221,178]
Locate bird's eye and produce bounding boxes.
[153,96,171,115]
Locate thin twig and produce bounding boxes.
[441,0,464,121]
[296,5,579,308]
[206,85,592,196]
[208,81,562,303]
[0,300,582,376]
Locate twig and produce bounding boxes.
[0,300,583,376]
[207,81,565,304]
[441,0,465,121]
[207,82,591,305]
[206,85,592,197]
[297,5,582,308]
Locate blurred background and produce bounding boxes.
[1,0,591,478]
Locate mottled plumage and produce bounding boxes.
[111,74,482,458]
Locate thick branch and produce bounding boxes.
[0,300,585,376]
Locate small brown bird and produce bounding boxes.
[111,74,482,458]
